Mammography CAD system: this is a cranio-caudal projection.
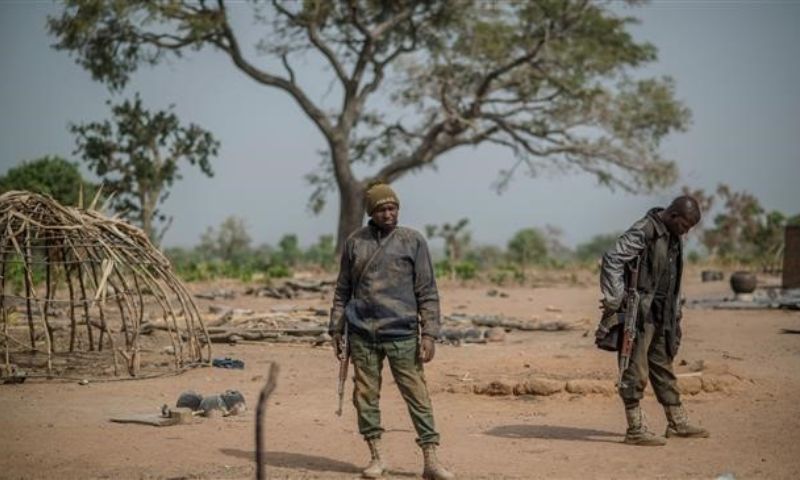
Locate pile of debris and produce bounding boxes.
[439,313,576,345]
[142,303,331,345]
[243,279,336,300]
[687,288,800,311]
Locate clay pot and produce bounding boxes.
[730,271,757,294]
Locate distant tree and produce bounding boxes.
[507,228,548,278]
[465,245,505,271]
[305,234,336,269]
[50,1,689,251]
[701,184,789,269]
[70,94,219,243]
[199,216,252,264]
[276,234,302,267]
[575,232,621,262]
[541,224,573,263]
[426,218,471,280]
[0,156,96,206]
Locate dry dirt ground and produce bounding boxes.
[1,272,799,480]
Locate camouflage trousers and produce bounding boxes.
[618,319,681,408]
[349,333,440,446]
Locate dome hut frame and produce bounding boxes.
[0,191,210,378]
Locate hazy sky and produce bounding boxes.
[1,1,798,250]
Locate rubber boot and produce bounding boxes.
[624,405,666,446]
[362,438,387,479]
[664,404,710,438]
[421,444,455,480]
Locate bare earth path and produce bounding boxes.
[1,275,799,479]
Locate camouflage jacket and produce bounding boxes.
[600,208,684,357]
[328,221,441,341]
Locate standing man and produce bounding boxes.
[329,182,455,480]
[597,196,710,446]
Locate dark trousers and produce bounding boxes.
[618,319,681,408]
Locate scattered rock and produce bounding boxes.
[513,377,564,396]
[474,380,514,396]
[677,376,703,395]
[701,375,737,393]
[446,383,474,394]
[195,289,236,300]
[545,305,562,313]
[487,289,499,297]
[485,327,506,342]
[565,379,614,396]
[208,304,233,315]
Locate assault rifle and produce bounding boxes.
[335,322,349,416]
[617,257,641,388]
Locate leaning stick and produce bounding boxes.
[256,362,280,480]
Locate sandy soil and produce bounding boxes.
[1,272,799,480]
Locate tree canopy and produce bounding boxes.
[0,156,96,207]
[50,0,689,248]
[70,94,219,243]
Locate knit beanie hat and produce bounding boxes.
[364,182,399,215]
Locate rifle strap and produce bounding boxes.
[352,228,397,294]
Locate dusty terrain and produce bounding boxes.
[1,272,799,479]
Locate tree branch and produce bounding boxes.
[213,0,334,137]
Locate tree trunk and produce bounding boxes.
[336,181,365,256]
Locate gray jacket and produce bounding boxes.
[600,208,684,357]
[328,222,441,341]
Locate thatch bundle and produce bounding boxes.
[0,190,210,377]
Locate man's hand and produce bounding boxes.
[598,299,616,320]
[332,333,343,359]
[420,335,436,363]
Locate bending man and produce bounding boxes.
[598,195,710,446]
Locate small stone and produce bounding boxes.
[162,346,175,355]
[545,305,562,312]
[701,375,736,393]
[485,327,506,342]
[513,377,564,396]
[78,379,89,386]
[677,376,703,395]
[487,289,499,297]
[565,379,614,396]
[475,380,514,396]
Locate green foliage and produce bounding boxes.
[304,235,336,270]
[198,216,252,264]
[0,156,96,207]
[453,260,477,281]
[575,233,621,262]
[507,228,548,268]
[464,245,505,271]
[426,218,471,280]
[699,184,789,269]
[276,234,302,267]
[266,263,292,279]
[70,94,219,242]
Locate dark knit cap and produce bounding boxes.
[364,182,399,214]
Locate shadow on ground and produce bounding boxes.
[220,449,416,477]
[485,424,621,444]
